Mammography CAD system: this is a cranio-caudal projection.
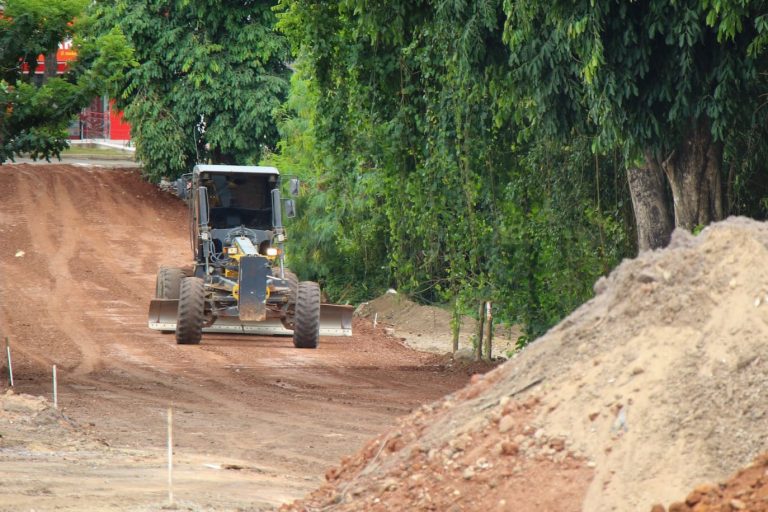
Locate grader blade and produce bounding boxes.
[148,300,354,336]
[148,299,179,331]
[319,304,354,337]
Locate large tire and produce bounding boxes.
[292,281,320,349]
[155,267,185,299]
[176,277,205,345]
[273,267,299,301]
[284,269,299,302]
[275,268,300,331]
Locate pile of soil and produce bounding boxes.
[279,378,592,512]
[653,454,768,511]
[280,217,768,511]
[0,389,103,453]
[356,292,520,358]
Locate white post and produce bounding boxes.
[167,407,174,506]
[373,313,378,329]
[52,365,58,409]
[6,344,13,388]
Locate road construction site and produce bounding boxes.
[4,163,768,512]
[0,164,478,510]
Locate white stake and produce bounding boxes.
[167,407,174,506]
[6,344,13,388]
[373,312,378,329]
[52,365,58,409]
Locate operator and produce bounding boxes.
[204,175,232,207]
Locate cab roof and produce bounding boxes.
[193,164,280,175]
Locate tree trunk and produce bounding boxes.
[43,51,58,83]
[451,298,460,353]
[658,118,724,231]
[627,161,674,251]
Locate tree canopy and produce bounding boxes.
[86,0,291,181]
[271,0,630,340]
[504,0,768,233]
[0,0,133,162]
[270,0,768,342]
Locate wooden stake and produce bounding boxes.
[6,338,13,388]
[483,302,493,362]
[373,313,378,329]
[53,365,58,408]
[167,407,174,506]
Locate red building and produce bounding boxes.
[76,96,131,141]
[27,39,131,141]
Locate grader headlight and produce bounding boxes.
[265,247,279,258]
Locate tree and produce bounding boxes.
[0,0,133,162]
[86,0,291,181]
[275,0,631,339]
[503,1,768,247]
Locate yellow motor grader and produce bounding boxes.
[148,164,352,346]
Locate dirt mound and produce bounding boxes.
[357,292,520,358]
[653,453,768,511]
[279,217,768,511]
[279,379,592,512]
[0,389,100,452]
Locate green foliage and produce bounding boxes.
[0,0,86,81]
[722,119,768,218]
[273,0,632,338]
[502,0,768,155]
[86,0,291,181]
[262,61,391,302]
[0,0,132,162]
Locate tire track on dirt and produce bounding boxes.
[14,168,100,375]
[0,164,477,508]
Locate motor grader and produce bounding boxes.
[147,164,352,346]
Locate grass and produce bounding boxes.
[61,144,135,159]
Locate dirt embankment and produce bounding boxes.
[654,453,768,511]
[282,217,768,512]
[356,292,521,358]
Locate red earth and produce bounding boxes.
[0,164,488,510]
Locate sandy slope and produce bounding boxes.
[281,218,768,512]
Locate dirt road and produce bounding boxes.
[0,164,474,510]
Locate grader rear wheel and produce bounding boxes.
[156,267,186,333]
[276,268,300,331]
[273,267,299,301]
[284,269,299,301]
[156,267,185,299]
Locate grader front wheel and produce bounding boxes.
[176,277,205,345]
[292,281,320,349]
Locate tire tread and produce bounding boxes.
[156,267,185,299]
[292,281,320,349]
[176,277,205,345]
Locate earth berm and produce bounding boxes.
[280,217,768,511]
